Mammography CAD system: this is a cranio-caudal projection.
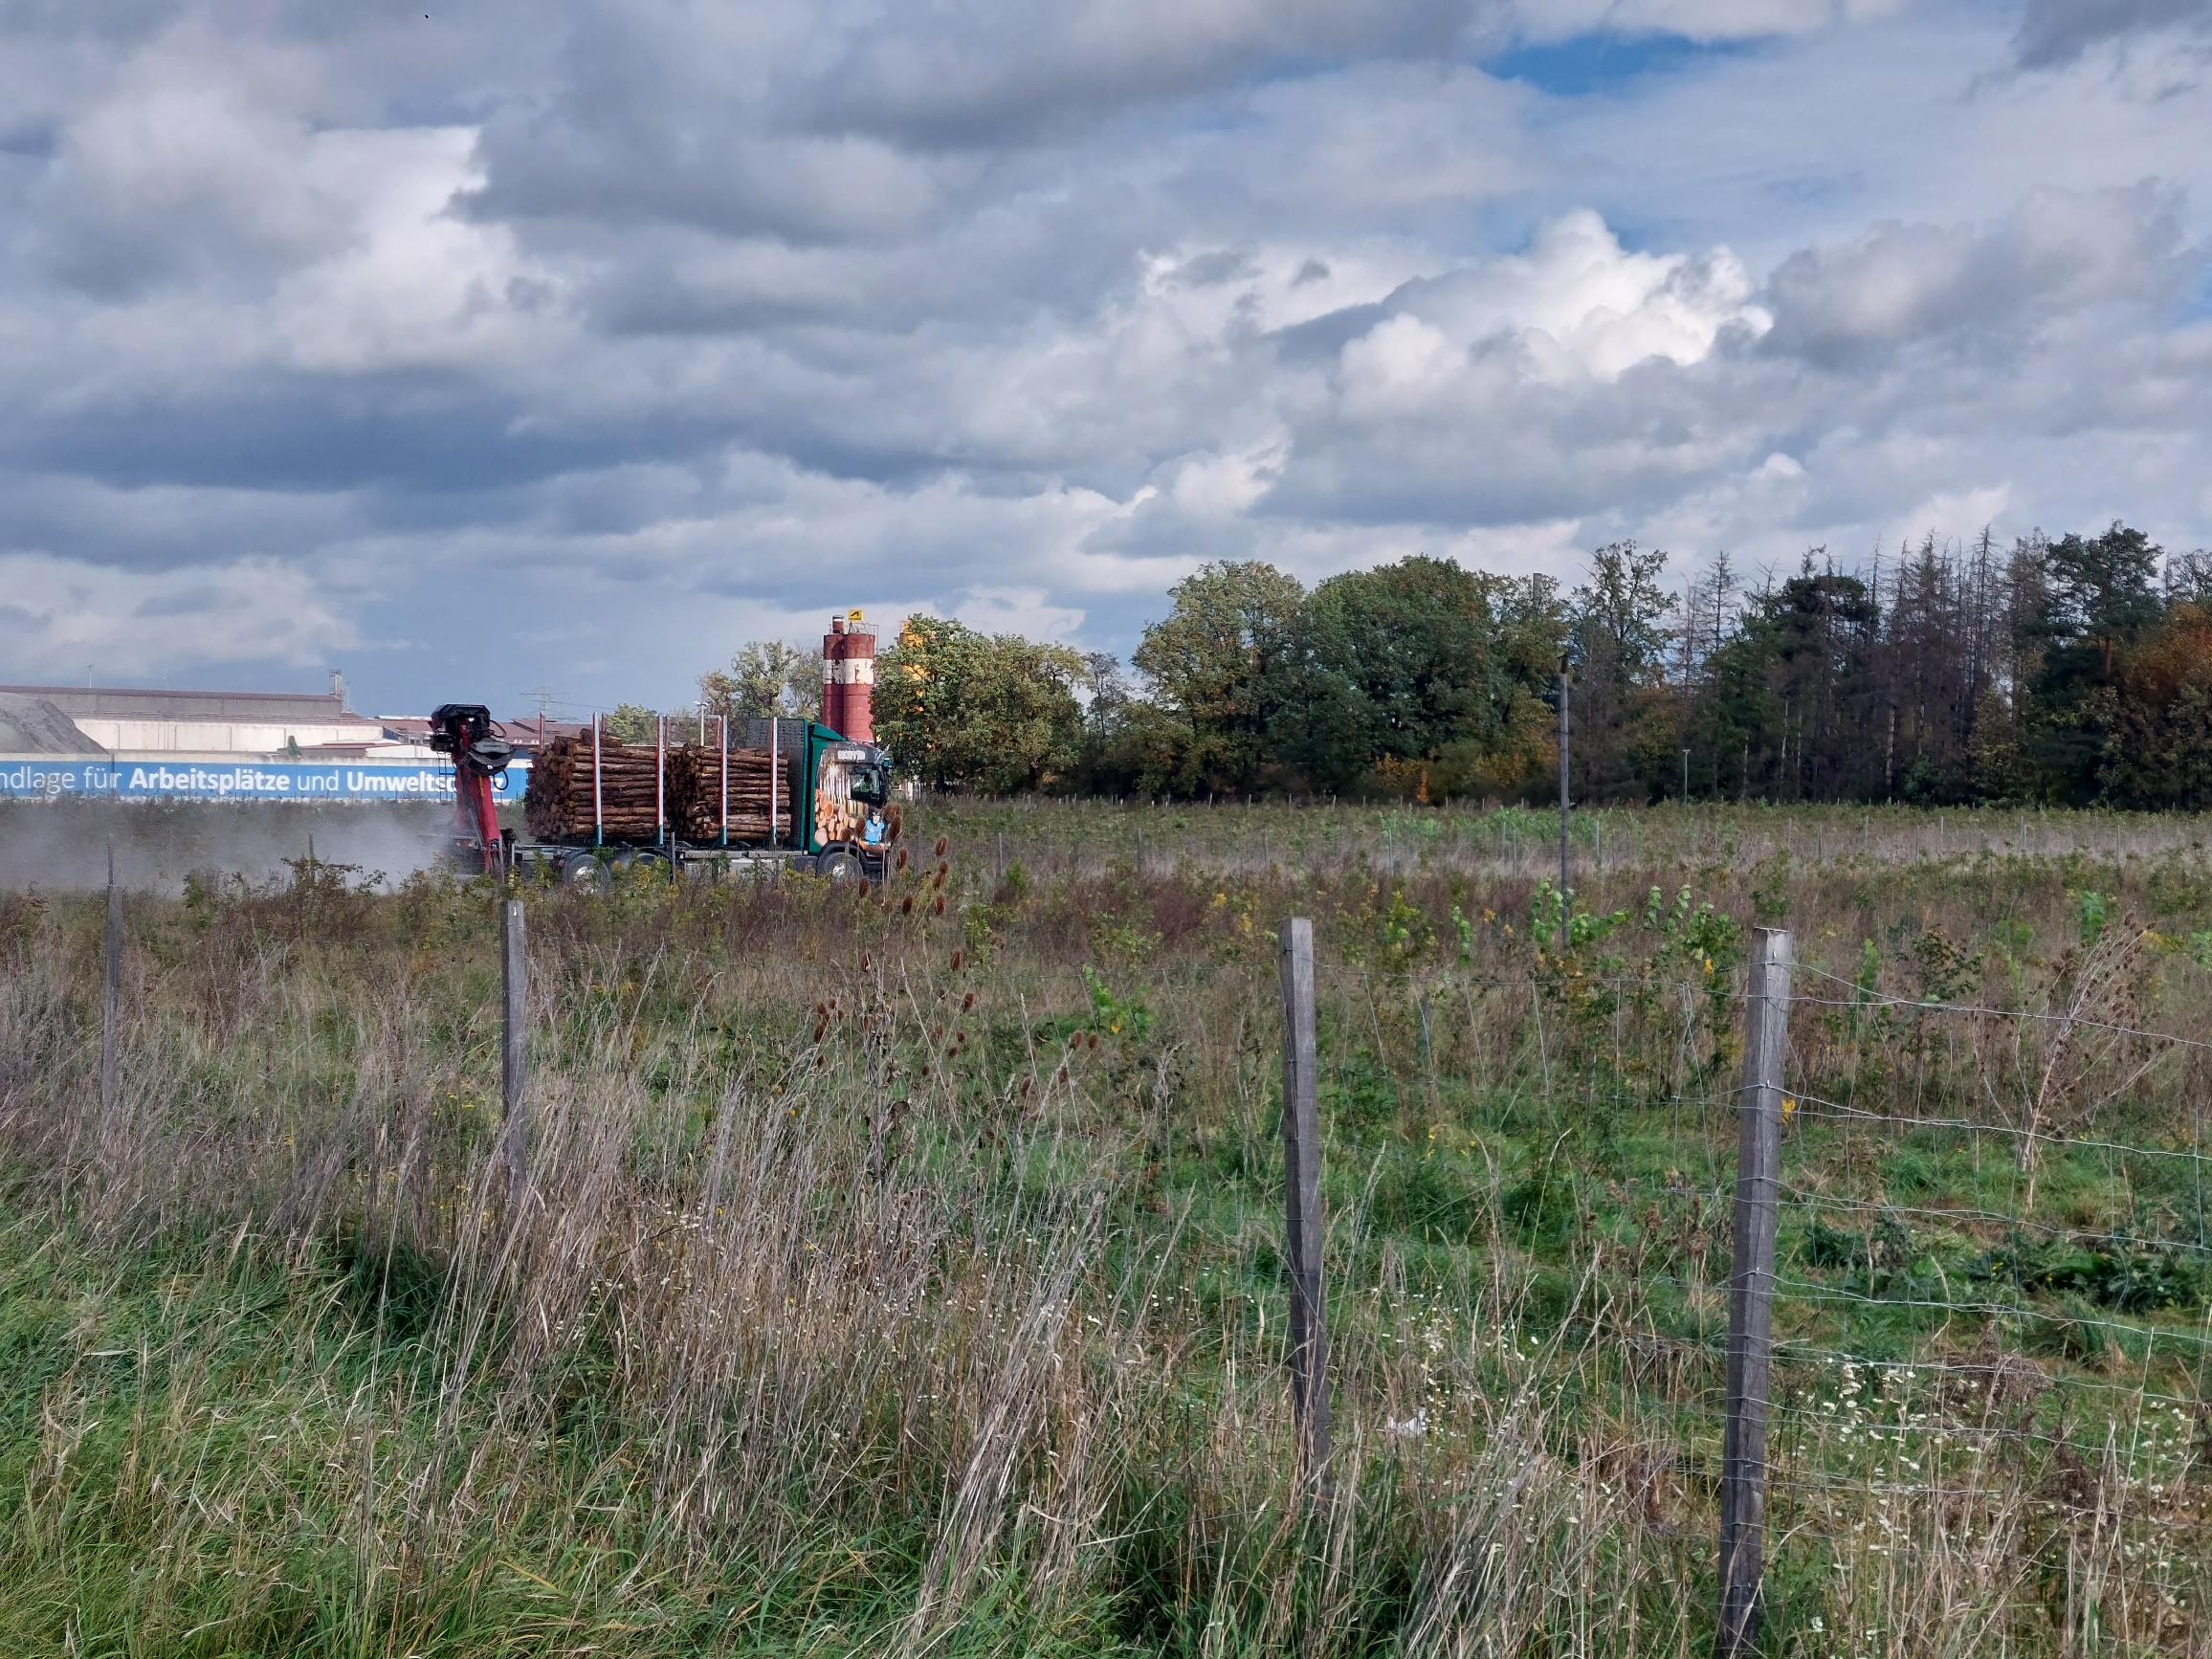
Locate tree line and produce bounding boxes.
[605,642,827,744]
[670,521,2212,807]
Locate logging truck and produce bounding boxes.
[431,705,895,885]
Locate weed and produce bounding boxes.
[2,798,2210,1655]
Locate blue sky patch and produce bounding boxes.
[1484,31,1758,98]
[2185,259,2212,321]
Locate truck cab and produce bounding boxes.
[805,728,895,876]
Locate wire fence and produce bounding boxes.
[1290,935,2212,1649]
[63,865,2212,1650]
[1794,981,2205,1639]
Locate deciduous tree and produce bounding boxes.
[1131,561,1304,793]
[698,640,823,725]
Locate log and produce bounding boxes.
[669,744,790,843]
[523,735,677,842]
[521,734,793,845]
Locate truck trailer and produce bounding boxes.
[430,703,894,885]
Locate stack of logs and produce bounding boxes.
[523,733,662,841]
[524,731,790,844]
[669,742,790,843]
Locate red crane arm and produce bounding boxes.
[428,704,513,875]
[454,766,502,871]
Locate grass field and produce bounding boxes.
[5,800,2212,1656]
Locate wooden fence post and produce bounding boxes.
[1277,916,1331,1490]
[1717,926,1792,1658]
[1557,657,1571,954]
[101,844,121,1116]
[501,899,528,1210]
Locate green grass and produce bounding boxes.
[6,799,2212,1653]
[0,1224,1056,1657]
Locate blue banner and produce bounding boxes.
[0,757,530,803]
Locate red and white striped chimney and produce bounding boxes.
[822,611,876,742]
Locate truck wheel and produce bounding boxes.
[815,845,863,882]
[560,850,611,891]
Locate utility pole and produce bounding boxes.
[521,686,561,746]
[1557,652,1571,955]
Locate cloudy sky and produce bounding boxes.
[2,0,2208,718]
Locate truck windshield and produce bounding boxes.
[851,764,888,806]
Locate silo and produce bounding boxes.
[822,611,876,742]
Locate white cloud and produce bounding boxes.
[1892,484,2012,543]
[944,586,1092,639]
[1765,184,2188,365]
[1508,0,1907,41]
[1340,314,1470,412]
[0,0,2204,717]
[22,24,344,295]
[266,128,564,374]
[0,554,356,678]
[1369,210,1769,383]
[2011,0,2212,70]
[817,0,1476,143]
[1158,446,1283,516]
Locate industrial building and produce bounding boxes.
[2,679,400,760]
[0,680,550,804]
[3,620,865,803]
[0,681,578,761]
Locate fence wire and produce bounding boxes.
[1764,972,2211,1631]
[1301,940,2212,1637]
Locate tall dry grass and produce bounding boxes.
[1,805,2209,1654]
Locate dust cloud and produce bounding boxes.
[0,800,463,894]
